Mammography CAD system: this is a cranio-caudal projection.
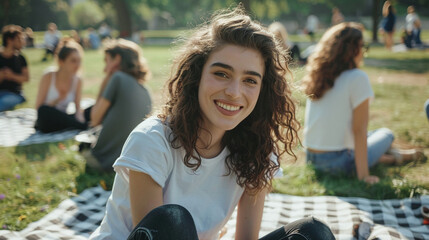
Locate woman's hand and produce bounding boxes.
[75,110,85,123]
[363,175,379,184]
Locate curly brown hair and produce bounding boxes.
[303,22,364,100]
[104,39,150,82]
[158,6,299,194]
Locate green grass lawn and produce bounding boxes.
[1,43,428,231]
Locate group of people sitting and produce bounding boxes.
[0,6,426,239]
[1,25,152,173]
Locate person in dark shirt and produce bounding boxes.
[0,25,29,111]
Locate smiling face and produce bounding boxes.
[198,44,265,136]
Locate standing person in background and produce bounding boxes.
[42,22,62,62]
[303,22,418,185]
[380,1,396,50]
[0,25,29,112]
[305,14,319,43]
[331,7,344,26]
[82,39,152,173]
[90,6,335,240]
[405,5,422,48]
[35,38,87,133]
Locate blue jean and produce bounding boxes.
[128,204,335,240]
[425,99,429,120]
[306,128,394,173]
[0,90,26,112]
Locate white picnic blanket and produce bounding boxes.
[0,99,94,147]
[1,186,428,240]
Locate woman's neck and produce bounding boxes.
[196,128,225,159]
[57,68,74,80]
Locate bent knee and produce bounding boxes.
[378,128,394,141]
[152,204,193,224]
[283,216,335,240]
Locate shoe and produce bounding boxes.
[387,148,423,165]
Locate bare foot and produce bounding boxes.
[379,154,396,164]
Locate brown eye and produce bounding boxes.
[214,72,228,78]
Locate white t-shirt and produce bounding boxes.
[306,15,318,32]
[91,117,264,240]
[304,68,374,151]
[406,13,419,32]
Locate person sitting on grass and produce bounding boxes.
[303,22,418,185]
[0,25,29,112]
[35,38,87,133]
[90,6,335,240]
[82,39,152,173]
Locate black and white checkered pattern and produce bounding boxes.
[0,186,428,240]
[0,99,94,147]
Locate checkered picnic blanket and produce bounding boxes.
[0,99,94,147]
[0,186,428,240]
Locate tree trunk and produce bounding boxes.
[112,0,132,38]
[372,0,380,43]
[2,0,10,26]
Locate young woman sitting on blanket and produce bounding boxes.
[35,38,87,133]
[90,6,335,240]
[303,22,418,185]
[82,39,152,173]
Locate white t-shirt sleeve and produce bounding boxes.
[113,118,173,188]
[349,70,374,109]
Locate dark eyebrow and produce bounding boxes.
[210,62,262,79]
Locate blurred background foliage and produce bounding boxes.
[1,0,428,37]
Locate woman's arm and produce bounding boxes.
[35,73,51,109]
[382,1,390,16]
[3,67,29,84]
[235,187,268,240]
[89,97,111,127]
[352,99,379,184]
[129,170,163,227]
[96,73,112,100]
[74,78,82,113]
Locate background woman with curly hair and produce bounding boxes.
[303,23,415,185]
[91,6,335,240]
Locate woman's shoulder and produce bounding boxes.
[132,116,171,138]
[111,71,134,81]
[342,68,368,78]
[40,68,57,82]
[42,66,58,76]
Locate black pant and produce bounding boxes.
[128,204,336,240]
[35,105,88,133]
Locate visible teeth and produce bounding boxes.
[216,101,240,111]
